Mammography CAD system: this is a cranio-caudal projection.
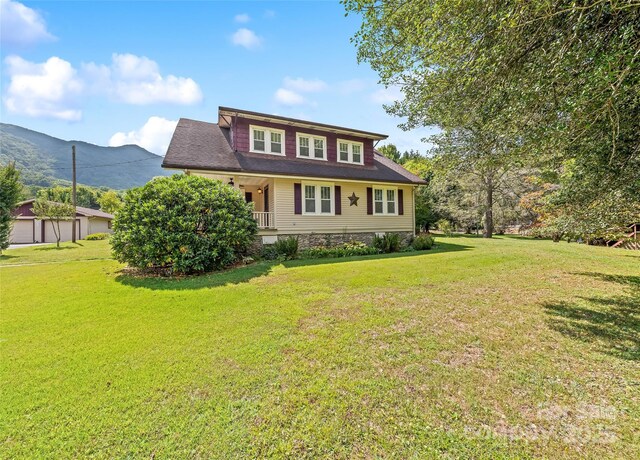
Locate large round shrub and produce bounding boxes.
[111,175,257,274]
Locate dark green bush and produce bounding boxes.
[273,236,299,260]
[260,244,280,261]
[412,234,435,250]
[111,175,257,275]
[300,241,380,259]
[372,232,402,253]
[85,232,110,240]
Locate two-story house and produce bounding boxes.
[162,107,425,247]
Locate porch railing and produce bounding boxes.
[253,212,274,229]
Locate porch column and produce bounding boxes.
[272,179,277,229]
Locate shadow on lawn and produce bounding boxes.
[115,261,277,290]
[35,243,84,251]
[115,240,473,290]
[543,272,640,361]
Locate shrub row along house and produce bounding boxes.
[10,199,113,244]
[162,107,425,247]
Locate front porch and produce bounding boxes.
[252,211,275,230]
[191,172,276,229]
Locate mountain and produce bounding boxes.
[0,123,173,190]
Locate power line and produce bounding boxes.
[48,157,162,171]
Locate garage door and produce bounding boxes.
[9,220,35,244]
[44,220,79,243]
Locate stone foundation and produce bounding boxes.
[251,231,414,252]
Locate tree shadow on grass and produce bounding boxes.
[115,261,277,291]
[115,241,473,290]
[35,243,85,251]
[542,272,640,361]
[0,254,18,261]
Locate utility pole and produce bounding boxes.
[71,145,77,243]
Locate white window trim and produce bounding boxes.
[372,186,398,216]
[250,125,286,156]
[336,139,365,165]
[302,181,334,216]
[296,132,328,161]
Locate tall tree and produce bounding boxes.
[403,156,442,231]
[344,0,640,231]
[37,185,102,209]
[98,190,123,214]
[32,199,75,248]
[378,144,401,163]
[0,163,23,253]
[430,126,523,237]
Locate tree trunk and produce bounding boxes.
[483,175,494,238]
[52,220,61,248]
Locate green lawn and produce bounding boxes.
[1,237,638,458]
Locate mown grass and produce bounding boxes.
[1,236,638,458]
[0,240,113,266]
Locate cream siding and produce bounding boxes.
[272,177,414,234]
[43,217,89,243]
[88,218,112,235]
[189,170,416,235]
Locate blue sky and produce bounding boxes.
[1,0,437,155]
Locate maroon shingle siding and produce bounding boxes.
[163,117,426,185]
[235,116,375,166]
[12,202,36,217]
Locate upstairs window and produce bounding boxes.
[373,186,397,215]
[337,139,364,165]
[250,125,285,155]
[303,182,333,215]
[297,133,327,160]
[270,131,282,154]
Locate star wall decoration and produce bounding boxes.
[348,192,359,206]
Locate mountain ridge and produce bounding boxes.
[0,123,173,190]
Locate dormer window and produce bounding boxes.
[337,139,364,165]
[297,133,327,160]
[250,125,285,155]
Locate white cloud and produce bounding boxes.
[371,86,403,104]
[3,55,83,120]
[274,88,305,106]
[234,13,250,23]
[2,53,203,120]
[109,116,178,155]
[273,77,327,107]
[264,10,276,19]
[231,28,263,50]
[106,53,202,105]
[0,0,55,47]
[337,78,368,95]
[283,77,327,93]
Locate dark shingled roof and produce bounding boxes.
[163,118,426,185]
[15,199,114,219]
